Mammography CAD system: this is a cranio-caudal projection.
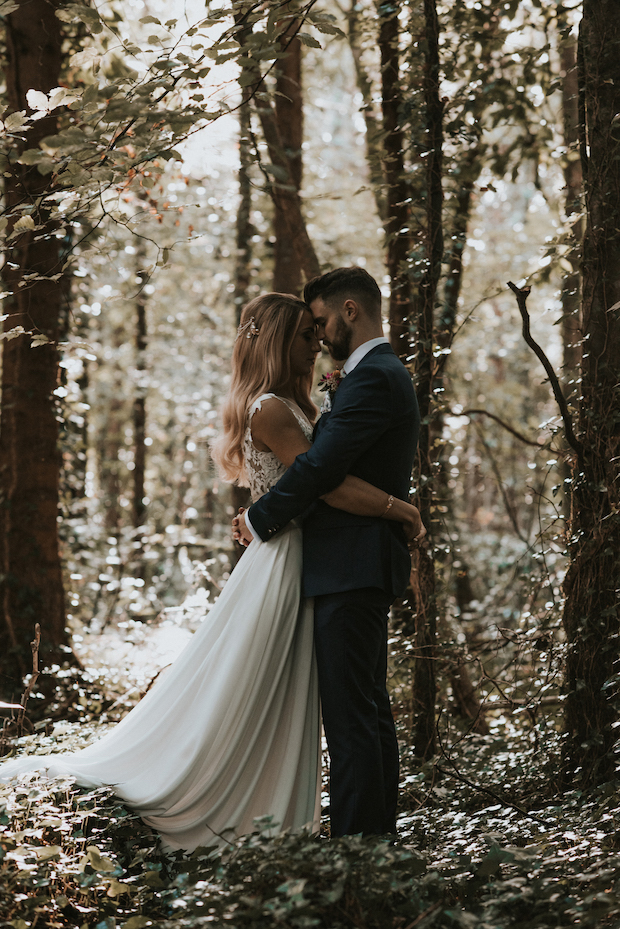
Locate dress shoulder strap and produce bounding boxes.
[247,393,278,421]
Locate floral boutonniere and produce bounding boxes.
[318,369,345,413]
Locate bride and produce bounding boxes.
[0,292,422,852]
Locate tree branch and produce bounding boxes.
[507,281,585,464]
[460,408,551,448]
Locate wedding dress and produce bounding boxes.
[0,394,321,852]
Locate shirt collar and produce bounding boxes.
[342,337,389,376]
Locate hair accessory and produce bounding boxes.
[236,316,260,340]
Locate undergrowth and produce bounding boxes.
[2,715,620,928]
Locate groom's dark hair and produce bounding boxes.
[304,267,382,320]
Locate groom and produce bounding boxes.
[237,267,420,836]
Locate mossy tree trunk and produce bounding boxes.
[411,0,444,761]
[562,0,620,787]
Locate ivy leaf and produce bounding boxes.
[475,844,514,877]
[81,845,116,872]
[36,845,62,861]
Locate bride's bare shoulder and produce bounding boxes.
[250,396,310,457]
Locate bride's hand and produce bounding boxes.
[232,508,253,547]
[232,507,245,544]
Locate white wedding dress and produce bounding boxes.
[0,394,321,852]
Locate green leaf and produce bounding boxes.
[70,48,101,69]
[4,110,28,132]
[36,844,62,860]
[17,149,47,165]
[31,333,51,348]
[475,844,514,877]
[139,14,160,24]
[13,215,36,233]
[298,33,321,49]
[1,326,27,341]
[81,845,116,872]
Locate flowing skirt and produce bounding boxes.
[0,525,321,851]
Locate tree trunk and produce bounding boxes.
[231,91,253,555]
[0,0,67,681]
[98,319,126,535]
[254,96,320,283]
[346,1,387,223]
[560,30,583,383]
[378,0,412,359]
[273,25,303,294]
[133,249,148,530]
[234,97,253,326]
[562,1,620,787]
[411,0,444,761]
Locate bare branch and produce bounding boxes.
[507,281,585,464]
[460,408,552,448]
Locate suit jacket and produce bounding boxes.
[248,343,420,598]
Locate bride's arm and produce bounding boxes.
[250,398,425,541]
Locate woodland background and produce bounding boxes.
[1,0,620,926]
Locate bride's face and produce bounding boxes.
[289,309,321,378]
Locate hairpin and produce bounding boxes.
[236,316,260,339]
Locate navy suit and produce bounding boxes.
[248,343,419,835]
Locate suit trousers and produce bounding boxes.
[313,587,399,836]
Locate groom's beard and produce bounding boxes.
[325,315,352,362]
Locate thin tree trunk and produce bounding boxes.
[273,24,303,294]
[562,0,620,787]
[133,249,148,530]
[347,1,386,222]
[558,30,583,521]
[98,321,126,534]
[234,97,253,326]
[411,0,444,761]
[231,90,253,554]
[233,10,319,285]
[0,0,67,679]
[560,31,583,382]
[378,0,411,359]
[254,97,321,282]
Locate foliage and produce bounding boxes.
[3,710,620,927]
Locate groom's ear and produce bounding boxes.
[343,298,360,322]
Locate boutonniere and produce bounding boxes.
[319,369,345,396]
[318,369,345,413]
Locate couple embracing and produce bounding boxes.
[0,267,422,851]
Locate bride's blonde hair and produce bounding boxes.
[211,292,317,486]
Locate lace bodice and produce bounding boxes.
[243,394,313,501]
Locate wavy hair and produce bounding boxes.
[211,293,317,486]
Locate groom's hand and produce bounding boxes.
[232,507,254,547]
[403,506,427,548]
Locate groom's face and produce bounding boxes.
[309,297,352,363]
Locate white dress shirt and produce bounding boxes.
[244,337,390,541]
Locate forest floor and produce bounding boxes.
[1,614,620,928]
